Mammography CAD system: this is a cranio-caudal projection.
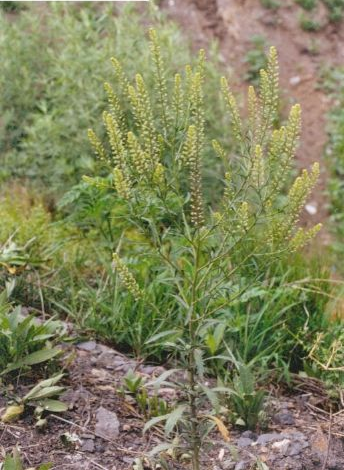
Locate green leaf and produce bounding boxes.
[164,405,186,436]
[145,330,179,345]
[149,442,176,456]
[145,369,179,389]
[2,348,61,375]
[37,399,68,413]
[3,447,23,470]
[25,386,65,402]
[143,414,168,434]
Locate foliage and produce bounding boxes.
[1,373,67,427]
[0,286,65,377]
[2,447,52,470]
[85,30,322,467]
[260,0,280,9]
[321,67,344,265]
[0,2,227,196]
[295,0,317,11]
[244,36,269,86]
[121,369,171,419]
[225,364,267,430]
[299,13,322,31]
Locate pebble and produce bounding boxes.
[77,341,97,351]
[242,430,257,440]
[95,407,120,440]
[290,75,301,86]
[272,438,291,455]
[257,433,287,445]
[237,437,253,448]
[274,410,295,426]
[81,439,95,453]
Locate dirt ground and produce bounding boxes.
[1,341,343,470]
[163,0,344,242]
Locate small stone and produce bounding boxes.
[290,75,301,86]
[272,438,291,455]
[234,462,249,470]
[237,437,253,448]
[287,440,308,456]
[81,439,95,453]
[122,424,131,432]
[95,407,120,440]
[305,203,317,215]
[222,461,235,470]
[274,411,295,426]
[242,430,257,440]
[257,433,286,445]
[77,341,97,351]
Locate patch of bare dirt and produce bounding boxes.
[1,341,343,469]
[164,0,344,244]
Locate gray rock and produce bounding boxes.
[274,410,295,426]
[222,460,235,470]
[234,462,249,470]
[257,433,287,445]
[77,341,97,351]
[272,438,291,455]
[95,406,120,440]
[237,437,253,448]
[287,439,308,456]
[81,439,95,453]
[241,430,257,440]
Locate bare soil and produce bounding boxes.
[1,341,343,470]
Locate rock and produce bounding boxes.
[305,203,318,215]
[77,341,97,351]
[81,439,95,453]
[241,430,257,440]
[287,440,308,456]
[274,410,295,426]
[234,462,249,470]
[222,461,235,470]
[290,75,301,86]
[272,438,291,455]
[257,433,286,445]
[237,437,253,448]
[95,407,120,440]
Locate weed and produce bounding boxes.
[1,373,67,426]
[0,287,65,377]
[85,30,321,467]
[2,447,52,470]
[121,369,171,419]
[223,364,267,430]
[295,0,318,11]
[299,13,322,31]
[244,36,269,86]
[261,0,280,9]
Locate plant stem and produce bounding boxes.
[188,230,201,470]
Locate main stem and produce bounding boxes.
[188,230,201,470]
